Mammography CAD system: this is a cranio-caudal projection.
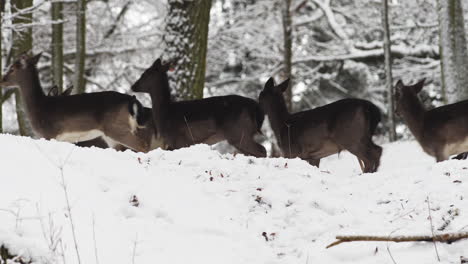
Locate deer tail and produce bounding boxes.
[128,96,146,127]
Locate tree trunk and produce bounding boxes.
[0,0,4,133]
[163,0,212,100]
[11,0,34,137]
[382,0,396,141]
[74,0,86,94]
[281,0,293,111]
[51,1,64,92]
[437,0,468,103]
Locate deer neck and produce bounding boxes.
[150,73,172,136]
[264,97,290,145]
[400,94,426,142]
[16,69,47,117]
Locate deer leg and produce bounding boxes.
[359,141,383,173]
[306,158,320,168]
[106,130,149,153]
[223,119,266,157]
[338,141,373,173]
[369,142,383,172]
[435,152,448,162]
[228,137,267,157]
[357,158,365,172]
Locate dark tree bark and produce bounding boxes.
[11,0,34,136]
[74,0,86,94]
[51,1,64,92]
[0,0,4,133]
[163,0,212,100]
[437,0,468,103]
[281,0,293,111]
[382,0,396,141]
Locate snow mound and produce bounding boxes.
[1,134,467,264]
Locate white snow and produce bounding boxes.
[1,134,467,263]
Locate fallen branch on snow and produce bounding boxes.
[326,232,468,249]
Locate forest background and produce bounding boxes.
[0,0,466,149]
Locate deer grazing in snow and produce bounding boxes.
[0,53,150,152]
[395,79,468,161]
[131,58,267,157]
[259,77,382,173]
[47,83,162,151]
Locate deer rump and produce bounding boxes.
[159,95,265,154]
[419,100,468,159]
[281,99,381,171]
[74,107,156,151]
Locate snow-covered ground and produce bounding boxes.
[1,134,467,264]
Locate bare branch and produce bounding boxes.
[293,44,439,64]
[326,232,468,249]
[311,0,348,40]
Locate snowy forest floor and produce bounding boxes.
[0,134,467,264]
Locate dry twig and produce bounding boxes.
[326,232,468,248]
[426,196,440,261]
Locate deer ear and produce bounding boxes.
[152,58,162,69]
[395,79,404,91]
[62,85,73,96]
[48,85,59,96]
[264,77,275,90]
[277,78,290,93]
[412,78,425,93]
[28,52,42,65]
[19,54,29,69]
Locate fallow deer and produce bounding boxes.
[131,58,266,157]
[0,53,150,152]
[395,79,468,161]
[47,84,163,151]
[259,77,382,173]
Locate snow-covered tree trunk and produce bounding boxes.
[163,0,212,100]
[382,0,396,141]
[0,0,4,133]
[74,0,86,94]
[51,2,64,92]
[281,0,293,111]
[437,0,468,103]
[11,0,34,137]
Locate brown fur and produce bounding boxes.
[48,87,161,151]
[131,58,266,157]
[259,77,382,173]
[395,79,468,161]
[0,53,149,152]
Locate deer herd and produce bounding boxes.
[0,53,467,173]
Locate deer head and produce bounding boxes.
[258,77,290,111]
[394,79,425,116]
[1,53,42,88]
[131,58,172,93]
